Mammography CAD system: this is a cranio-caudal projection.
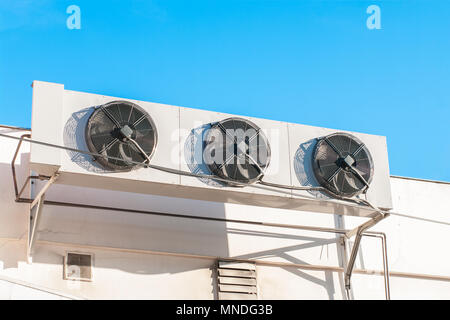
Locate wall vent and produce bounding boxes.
[63,252,93,281]
[216,260,257,300]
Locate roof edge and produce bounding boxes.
[390,175,450,185]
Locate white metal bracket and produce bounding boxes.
[27,173,59,262]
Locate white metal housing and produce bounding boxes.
[30,81,393,217]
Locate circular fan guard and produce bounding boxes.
[85,101,157,171]
[312,133,374,197]
[204,117,271,185]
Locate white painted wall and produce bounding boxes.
[0,128,449,299]
[0,278,71,300]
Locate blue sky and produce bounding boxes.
[0,0,449,181]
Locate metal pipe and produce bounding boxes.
[11,134,51,201]
[345,232,363,291]
[349,230,390,299]
[1,236,445,284]
[128,137,152,164]
[16,194,391,244]
[16,176,50,201]
[11,134,31,199]
[17,197,353,234]
[345,211,388,239]
[380,233,391,300]
[343,211,389,293]
[38,239,368,274]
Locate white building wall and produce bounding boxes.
[0,277,71,300]
[0,128,449,299]
[343,176,450,299]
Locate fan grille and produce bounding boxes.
[85,101,157,171]
[204,118,271,185]
[312,133,374,197]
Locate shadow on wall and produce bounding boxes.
[184,123,225,188]
[293,138,328,200]
[30,183,230,276]
[63,107,106,173]
[229,228,343,299]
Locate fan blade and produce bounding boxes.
[323,137,344,158]
[133,114,147,127]
[327,166,343,183]
[98,138,119,155]
[218,153,236,170]
[351,143,365,157]
[128,138,152,164]
[100,105,121,128]
[205,118,270,184]
[345,172,360,190]
[218,122,237,144]
[349,166,370,188]
[239,152,264,176]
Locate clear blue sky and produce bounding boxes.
[0,0,449,181]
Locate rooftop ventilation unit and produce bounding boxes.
[203,117,270,186]
[28,81,393,217]
[85,101,157,171]
[312,133,374,198]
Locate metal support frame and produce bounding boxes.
[9,133,391,299]
[27,174,58,261]
[12,134,59,261]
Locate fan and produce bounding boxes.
[85,100,157,171]
[203,117,271,186]
[312,133,374,197]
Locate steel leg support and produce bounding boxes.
[27,174,58,262]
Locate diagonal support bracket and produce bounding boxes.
[27,173,59,262]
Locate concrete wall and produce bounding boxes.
[0,127,449,299]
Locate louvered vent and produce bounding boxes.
[63,252,93,281]
[216,260,257,300]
